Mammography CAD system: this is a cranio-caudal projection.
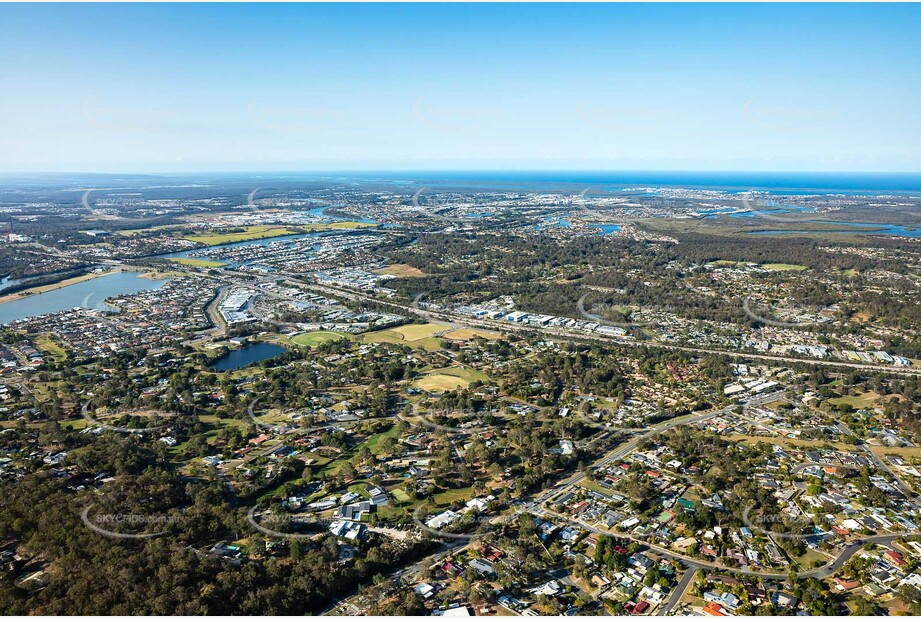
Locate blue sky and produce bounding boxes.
[1,3,919,173]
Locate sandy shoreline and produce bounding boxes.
[0,270,119,305]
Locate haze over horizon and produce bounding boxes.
[1,3,919,174]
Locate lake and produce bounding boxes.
[209,342,287,371]
[0,271,166,325]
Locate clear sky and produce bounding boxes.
[1,3,919,173]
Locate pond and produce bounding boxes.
[209,342,288,371]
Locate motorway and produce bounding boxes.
[296,279,921,378]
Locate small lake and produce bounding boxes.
[0,271,166,325]
[209,342,287,371]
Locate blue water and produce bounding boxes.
[751,223,921,238]
[161,232,327,262]
[304,206,376,224]
[466,212,493,218]
[0,271,166,325]
[381,171,921,194]
[592,224,622,235]
[535,218,571,230]
[209,342,287,371]
[696,208,736,216]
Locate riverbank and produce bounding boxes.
[0,270,118,305]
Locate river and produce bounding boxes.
[0,272,166,325]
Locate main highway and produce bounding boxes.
[287,277,921,378]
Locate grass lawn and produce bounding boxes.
[60,419,91,431]
[34,334,67,361]
[761,263,808,271]
[290,331,347,347]
[412,366,488,393]
[391,488,412,503]
[727,435,859,451]
[300,221,376,231]
[393,323,447,341]
[198,414,248,433]
[442,328,501,341]
[117,224,187,236]
[323,423,399,475]
[373,264,425,277]
[414,374,469,392]
[183,225,299,246]
[167,257,226,268]
[577,478,619,499]
[431,486,475,506]
[829,392,879,408]
[363,323,447,351]
[363,423,400,456]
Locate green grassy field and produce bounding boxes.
[829,391,879,408]
[290,331,347,347]
[761,263,808,271]
[373,263,425,277]
[442,328,501,341]
[183,225,299,246]
[413,365,489,392]
[362,323,446,351]
[300,221,376,231]
[167,257,226,268]
[34,334,67,361]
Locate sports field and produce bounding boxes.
[363,323,446,351]
[761,263,808,272]
[290,331,347,347]
[167,257,226,268]
[442,328,501,341]
[413,366,489,392]
[183,225,299,246]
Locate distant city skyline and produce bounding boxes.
[1,3,919,173]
